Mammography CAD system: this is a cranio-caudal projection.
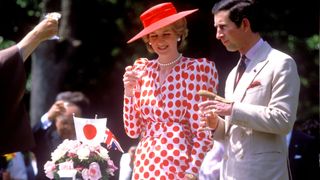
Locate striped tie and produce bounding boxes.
[235,55,246,88]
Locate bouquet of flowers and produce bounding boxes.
[44,139,117,180]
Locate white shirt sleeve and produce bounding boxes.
[119,153,133,180]
[199,141,224,180]
[41,113,52,130]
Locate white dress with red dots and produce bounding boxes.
[123,56,219,180]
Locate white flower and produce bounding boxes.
[51,139,76,162]
[96,146,110,160]
[77,146,90,160]
[44,161,56,179]
[51,148,67,163]
[44,140,118,179]
[65,139,82,154]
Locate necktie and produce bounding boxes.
[235,55,246,87]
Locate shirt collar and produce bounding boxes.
[244,38,264,61]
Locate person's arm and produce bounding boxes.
[6,152,28,180]
[40,100,67,129]
[17,18,58,61]
[40,113,52,130]
[185,59,218,179]
[119,153,133,180]
[123,58,148,138]
[230,57,300,135]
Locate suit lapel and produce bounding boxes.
[225,41,272,134]
[232,60,268,101]
[232,41,272,102]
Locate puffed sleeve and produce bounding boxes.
[183,58,219,175]
[123,58,149,139]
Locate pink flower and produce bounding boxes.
[107,159,118,176]
[44,161,56,179]
[67,152,77,158]
[44,140,117,179]
[81,162,102,180]
[59,160,74,170]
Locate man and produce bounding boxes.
[199,0,300,179]
[119,145,137,180]
[0,17,58,155]
[287,125,319,180]
[32,91,89,179]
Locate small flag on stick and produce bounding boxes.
[73,115,107,145]
[104,128,124,153]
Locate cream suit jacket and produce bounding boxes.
[213,41,300,180]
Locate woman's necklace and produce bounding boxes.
[158,53,182,67]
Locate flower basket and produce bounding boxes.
[57,169,77,180]
[44,139,117,180]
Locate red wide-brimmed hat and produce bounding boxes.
[127,2,198,43]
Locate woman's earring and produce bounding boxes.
[149,42,152,45]
[177,38,181,42]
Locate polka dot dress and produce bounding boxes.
[123,56,219,179]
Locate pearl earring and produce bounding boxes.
[177,38,181,42]
[149,42,152,45]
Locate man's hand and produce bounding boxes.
[47,100,67,121]
[17,16,59,61]
[199,100,233,117]
[123,66,141,97]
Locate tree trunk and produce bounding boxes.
[30,0,78,126]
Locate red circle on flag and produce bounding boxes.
[83,124,97,140]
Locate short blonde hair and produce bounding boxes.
[142,17,188,53]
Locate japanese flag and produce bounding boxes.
[73,116,107,145]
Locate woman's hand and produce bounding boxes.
[198,101,220,131]
[123,65,140,97]
[199,109,219,131]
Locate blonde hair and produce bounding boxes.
[142,18,188,53]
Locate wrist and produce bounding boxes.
[185,173,197,180]
[213,117,219,130]
[124,89,134,97]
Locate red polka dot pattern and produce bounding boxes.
[123,57,218,179]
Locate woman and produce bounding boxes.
[123,2,219,179]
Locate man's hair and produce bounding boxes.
[212,0,263,33]
[56,91,90,110]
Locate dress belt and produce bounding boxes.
[141,119,193,143]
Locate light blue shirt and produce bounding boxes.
[41,113,52,130]
[243,38,264,68]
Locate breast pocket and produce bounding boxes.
[246,84,263,94]
[244,84,270,105]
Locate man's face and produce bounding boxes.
[55,104,81,140]
[214,10,243,52]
